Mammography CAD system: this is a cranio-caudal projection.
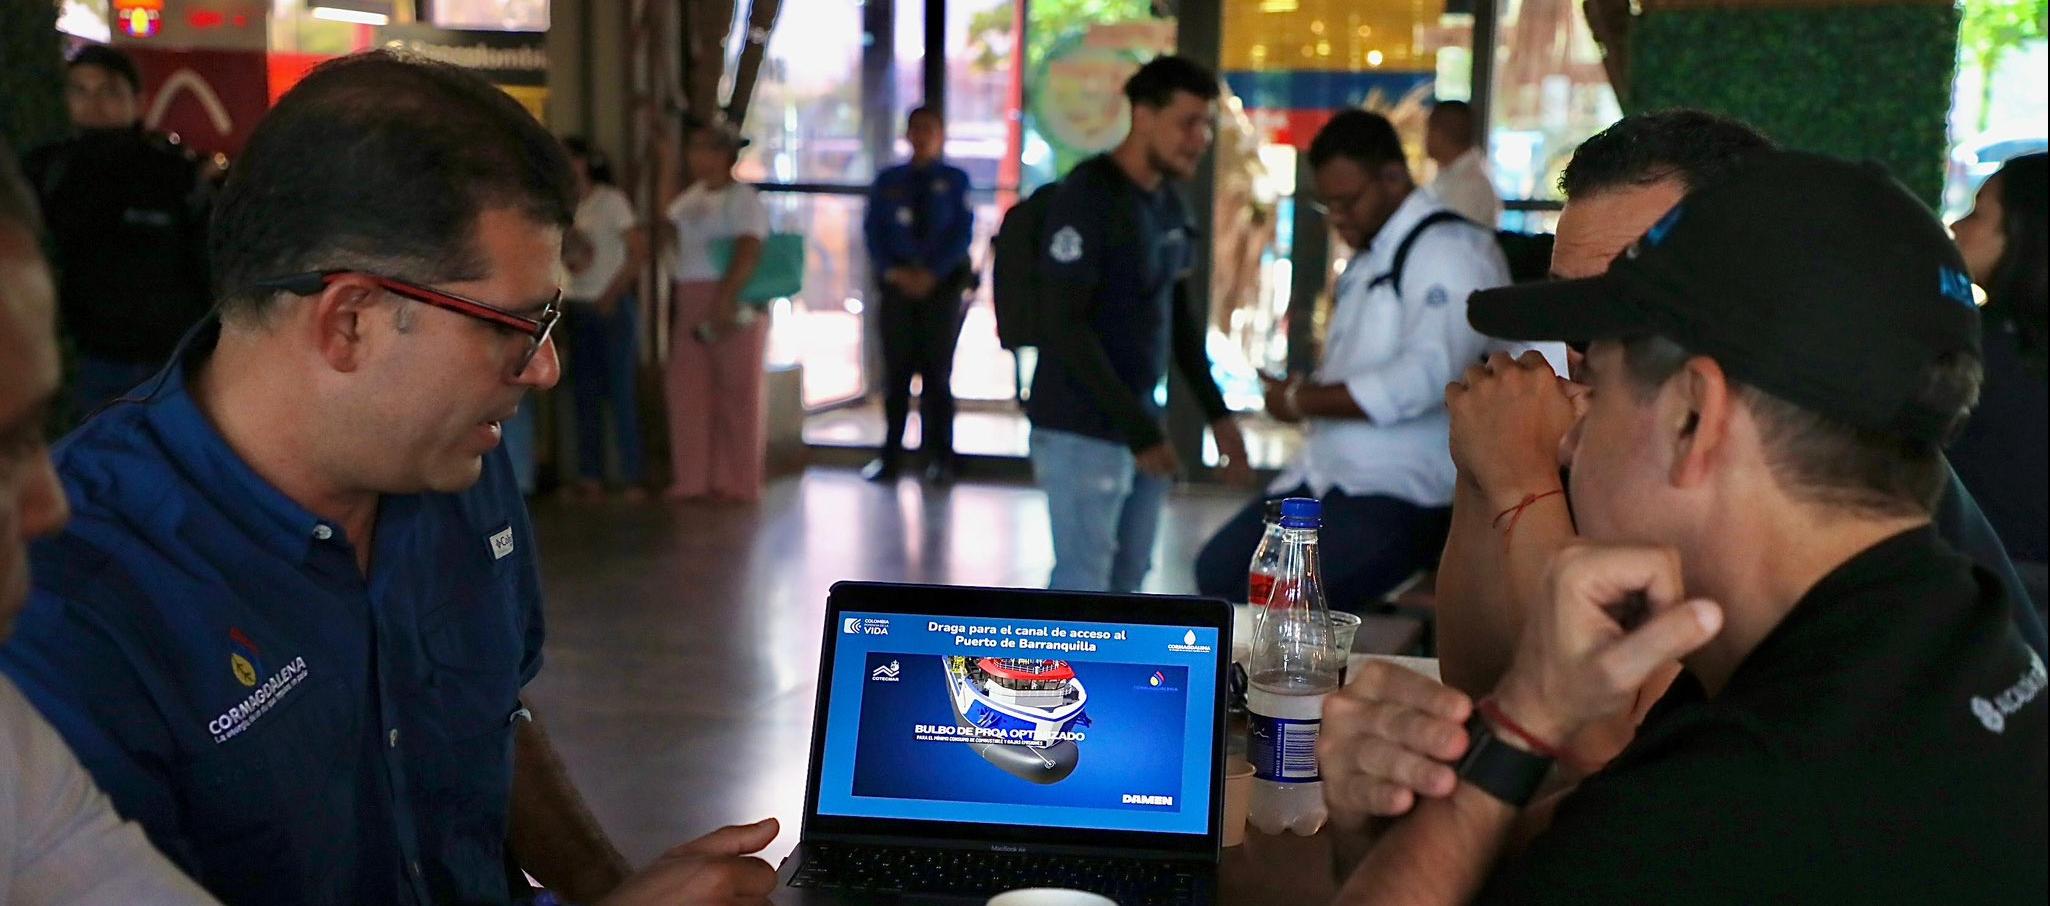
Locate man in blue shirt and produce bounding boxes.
[1027,55,1252,593]
[0,53,777,906]
[863,106,975,484]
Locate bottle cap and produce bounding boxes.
[1279,497,1321,528]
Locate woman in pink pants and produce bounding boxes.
[662,122,768,503]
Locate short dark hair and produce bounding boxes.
[907,105,942,126]
[0,137,40,236]
[1560,110,1775,199]
[1123,55,1219,110]
[210,51,575,320]
[1307,109,1407,173]
[1986,152,2047,371]
[1618,334,1976,516]
[1428,100,1476,147]
[68,44,141,93]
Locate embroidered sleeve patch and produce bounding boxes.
[1049,225,1084,264]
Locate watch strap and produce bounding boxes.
[1453,711,1554,806]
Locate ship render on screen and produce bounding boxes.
[944,657,1094,783]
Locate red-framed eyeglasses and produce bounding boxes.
[255,269,561,377]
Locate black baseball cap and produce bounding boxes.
[1470,150,1980,444]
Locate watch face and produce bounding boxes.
[1456,712,1553,806]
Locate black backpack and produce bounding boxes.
[1367,210,1559,297]
[990,179,1062,350]
[990,156,1139,351]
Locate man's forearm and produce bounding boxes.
[1434,477,1574,696]
[510,711,632,902]
[1334,784,1519,906]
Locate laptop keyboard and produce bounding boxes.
[790,843,1202,905]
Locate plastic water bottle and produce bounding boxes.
[1246,497,1340,835]
[1247,499,1286,609]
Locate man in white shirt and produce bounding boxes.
[1195,110,1560,611]
[0,139,218,906]
[1426,101,1501,227]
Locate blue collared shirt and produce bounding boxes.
[0,350,545,905]
[863,159,974,278]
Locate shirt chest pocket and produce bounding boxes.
[178,677,356,895]
[420,555,526,739]
[1327,283,1406,375]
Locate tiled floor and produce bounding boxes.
[521,467,1249,866]
[803,400,1306,471]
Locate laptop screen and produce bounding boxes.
[815,610,1222,838]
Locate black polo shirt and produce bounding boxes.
[1479,526,2048,904]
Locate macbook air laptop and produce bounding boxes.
[773,581,1232,905]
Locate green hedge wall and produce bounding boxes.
[1,0,68,157]
[1630,5,1961,206]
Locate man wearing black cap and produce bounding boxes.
[1329,151,2047,903]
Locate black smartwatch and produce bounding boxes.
[1453,711,1554,806]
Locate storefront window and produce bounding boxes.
[1486,0,1622,211]
[945,0,1027,403]
[429,0,548,31]
[1017,0,1162,191]
[1945,0,2047,218]
[733,0,870,185]
[760,192,872,408]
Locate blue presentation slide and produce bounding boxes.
[817,611,1220,836]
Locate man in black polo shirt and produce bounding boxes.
[1028,55,1249,592]
[1330,152,2047,903]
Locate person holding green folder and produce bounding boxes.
[659,120,770,503]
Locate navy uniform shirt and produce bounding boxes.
[863,160,974,281]
[21,127,214,364]
[1026,155,1229,450]
[0,346,545,906]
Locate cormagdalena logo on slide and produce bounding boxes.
[1168,629,1211,655]
[871,659,902,682]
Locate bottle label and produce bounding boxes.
[1247,713,1321,782]
[1248,572,1276,608]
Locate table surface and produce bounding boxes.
[1219,826,1344,904]
[1211,647,1439,904]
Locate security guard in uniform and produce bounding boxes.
[21,45,214,417]
[862,106,975,484]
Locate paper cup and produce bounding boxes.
[986,889,1119,906]
[1222,756,1256,848]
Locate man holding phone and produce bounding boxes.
[1195,111,1559,610]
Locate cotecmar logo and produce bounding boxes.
[871,660,902,682]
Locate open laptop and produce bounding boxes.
[774,581,1232,905]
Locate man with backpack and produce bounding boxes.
[994,55,1249,593]
[1194,109,1563,611]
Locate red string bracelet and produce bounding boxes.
[1492,488,1565,536]
[1479,697,1562,759]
